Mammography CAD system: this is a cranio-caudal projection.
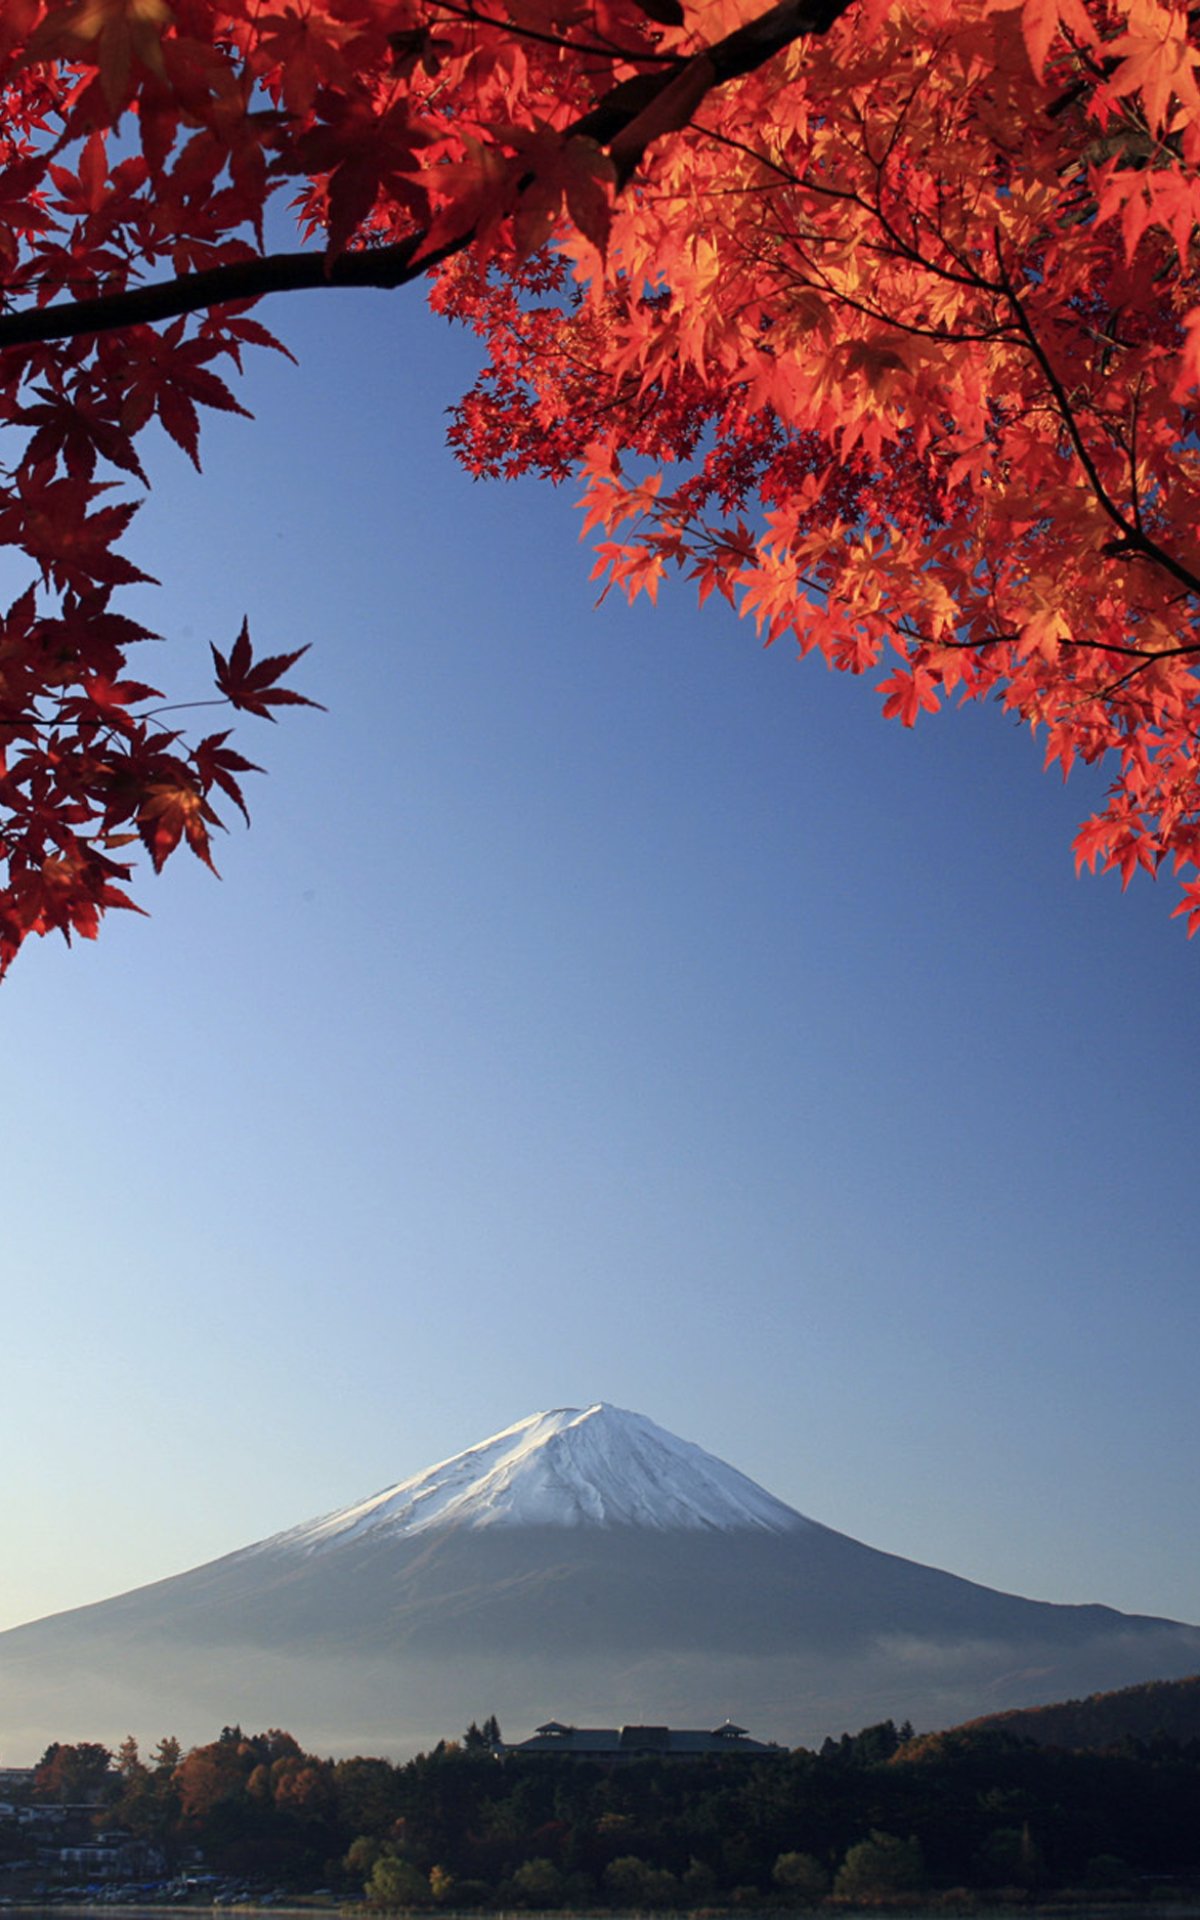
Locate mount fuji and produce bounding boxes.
[2,1404,1197,1759]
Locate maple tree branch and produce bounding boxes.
[992,231,1200,606]
[764,232,1018,348]
[968,631,1200,661]
[1086,652,1200,711]
[0,239,450,350]
[0,0,855,356]
[685,122,873,215]
[426,0,685,65]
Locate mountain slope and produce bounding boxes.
[1,1405,1196,1761]
[960,1673,1200,1750]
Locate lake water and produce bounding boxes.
[6,1905,1200,1920]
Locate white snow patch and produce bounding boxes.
[263,1405,809,1554]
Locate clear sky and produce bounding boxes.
[3,279,1198,1686]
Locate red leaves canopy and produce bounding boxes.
[1,0,1199,971]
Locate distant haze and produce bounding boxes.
[1,1405,1197,1762]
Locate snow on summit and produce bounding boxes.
[269,1404,807,1553]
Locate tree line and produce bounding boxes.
[11,1715,1200,1906]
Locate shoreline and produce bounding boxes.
[6,1904,1200,1920]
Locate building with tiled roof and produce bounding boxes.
[500,1721,783,1760]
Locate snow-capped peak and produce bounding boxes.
[266,1405,808,1554]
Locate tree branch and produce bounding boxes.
[0,237,453,350]
[992,228,1200,605]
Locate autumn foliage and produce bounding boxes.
[2,0,1200,971]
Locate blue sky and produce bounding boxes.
[2,282,1198,1700]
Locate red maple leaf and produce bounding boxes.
[138,779,221,872]
[210,619,323,721]
[193,729,262,823]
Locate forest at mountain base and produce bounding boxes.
[8,1684,1200,1909]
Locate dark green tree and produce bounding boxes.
[835,1831,924,1899]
